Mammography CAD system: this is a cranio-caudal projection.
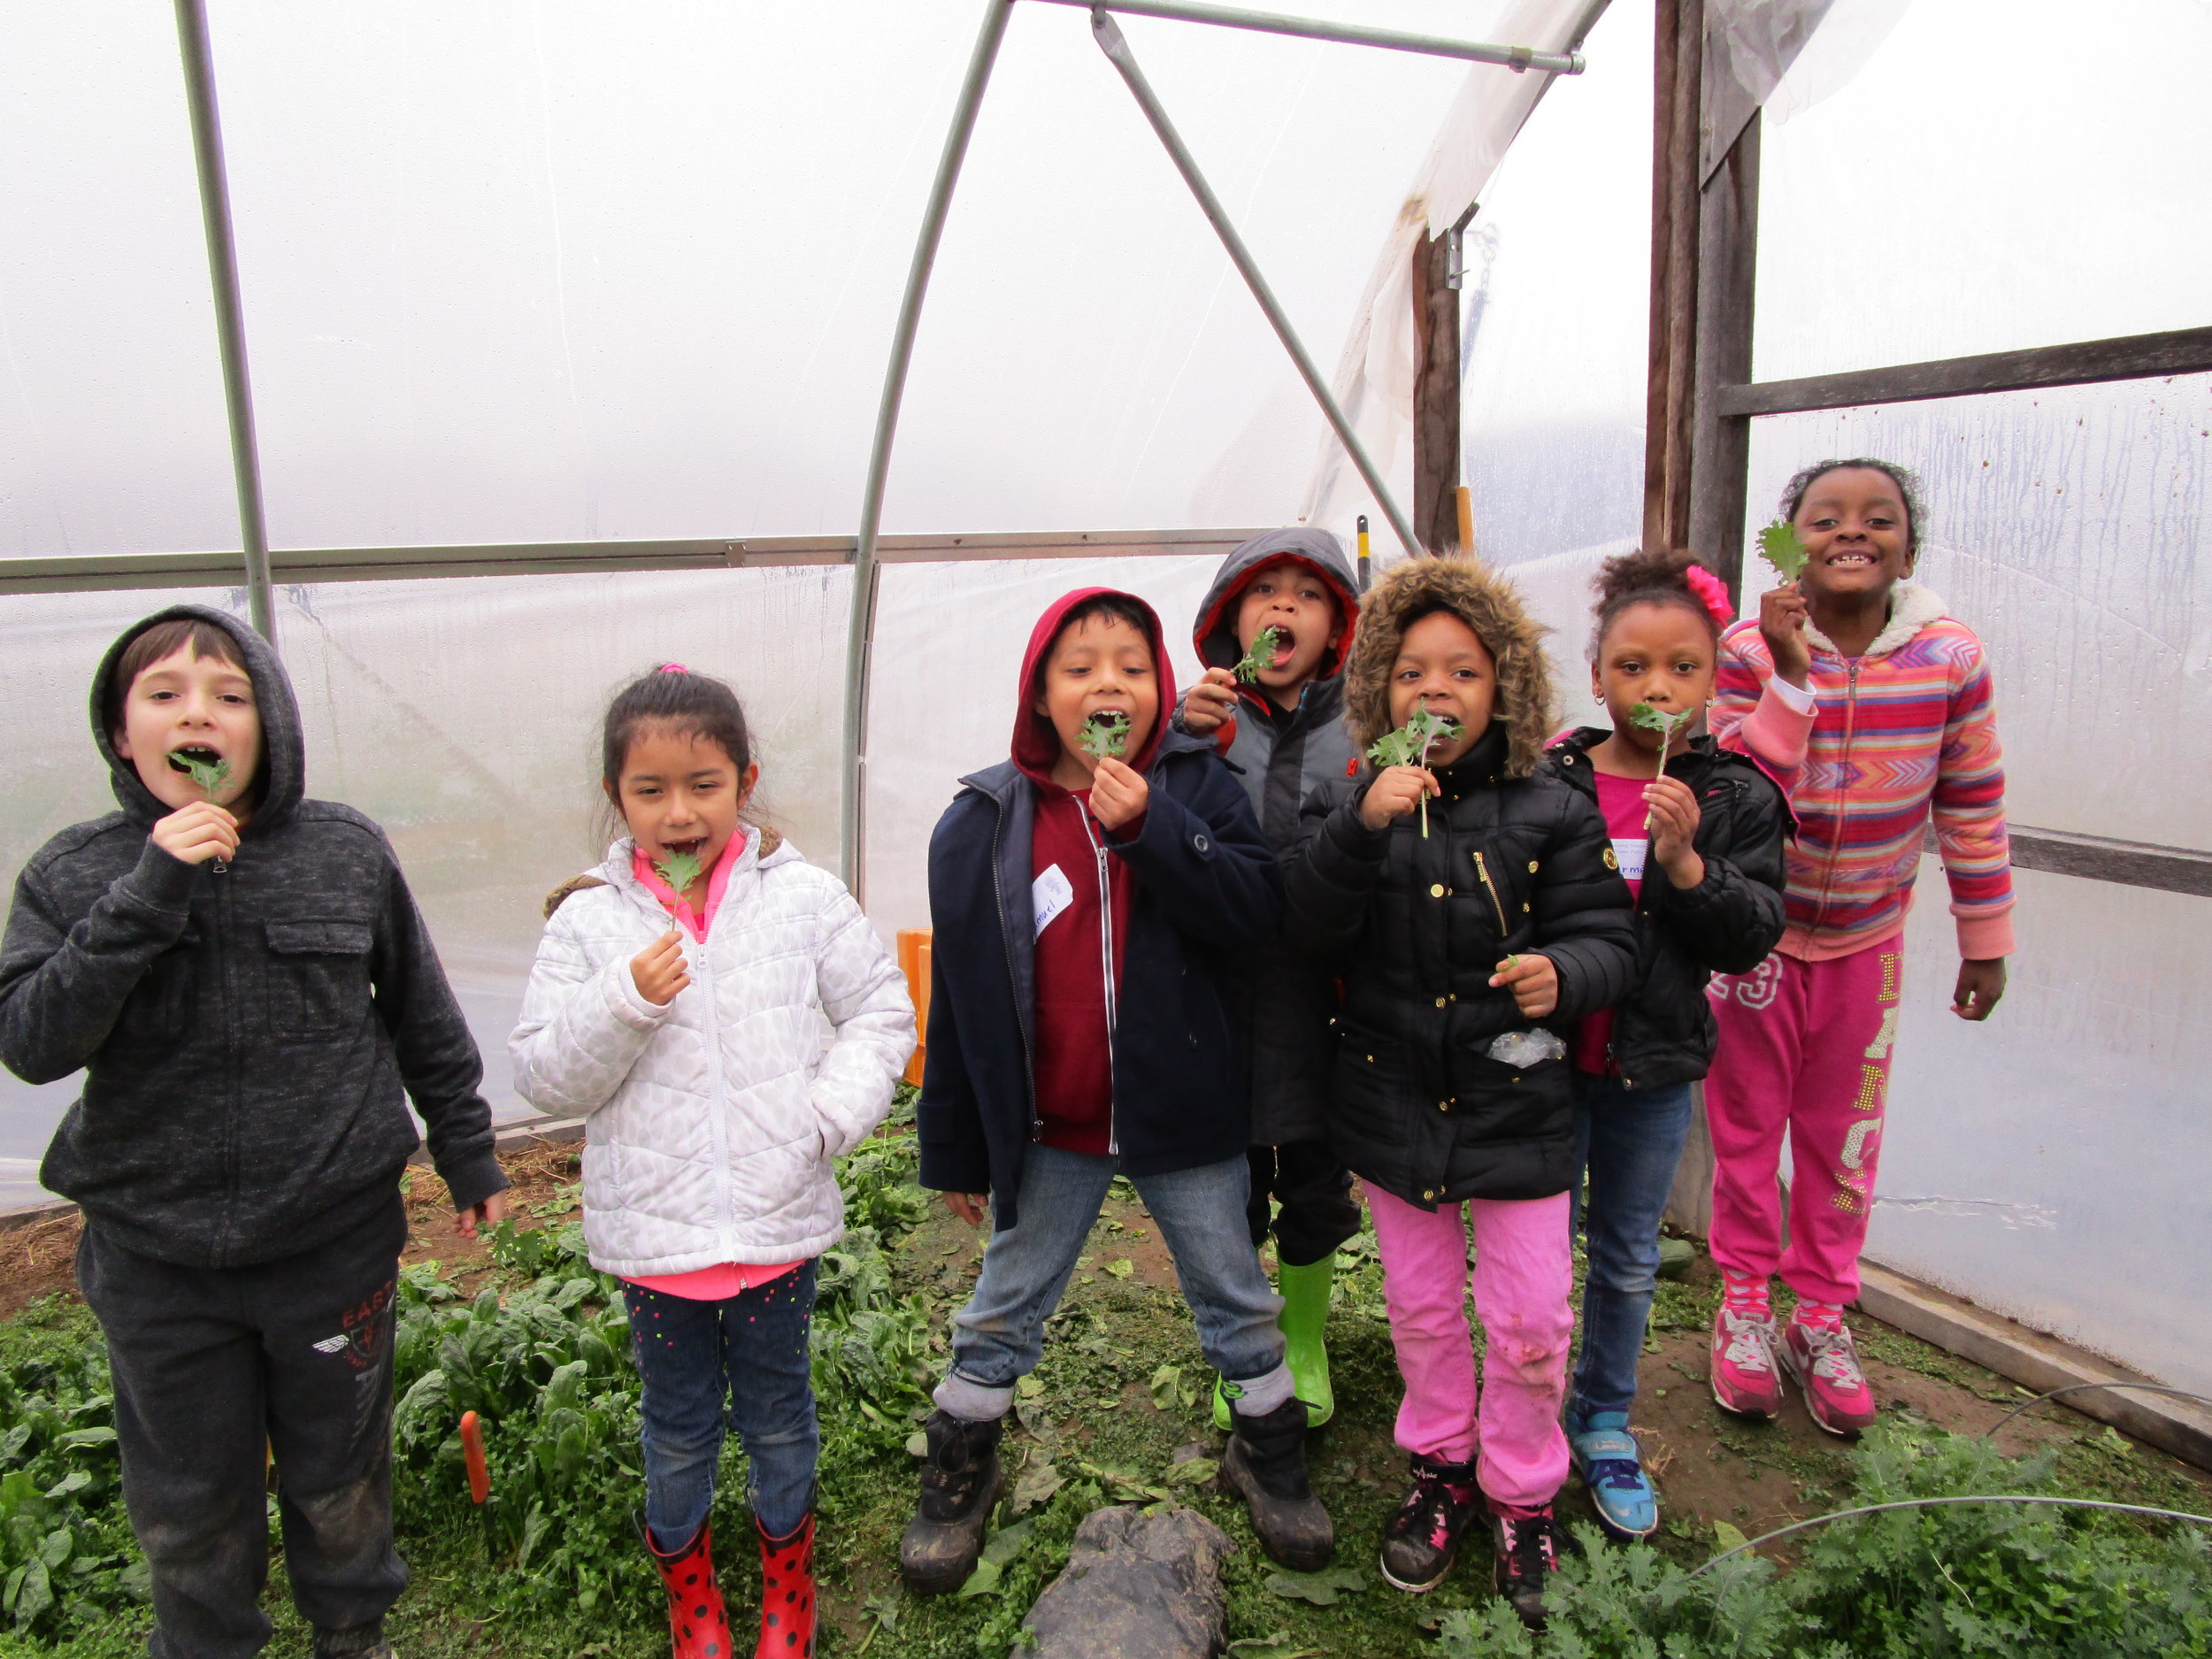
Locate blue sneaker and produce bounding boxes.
[1566,1409,1657,1542]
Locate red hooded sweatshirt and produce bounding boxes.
[1010,589,1176,1156]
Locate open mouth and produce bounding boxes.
[1268,627,1295,666]
[166,743,222,775]
[658,836,708,858]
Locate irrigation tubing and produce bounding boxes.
[1980,1380,2212,1440]
[1686,1494,2212,1579]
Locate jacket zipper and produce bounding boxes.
[1079,810,1121,1156]
[1472,849,1510,941]
[216,864,240,1266]
[1812,659,1862,928]
[691,895,736,1260]
[989,805,1041,1138]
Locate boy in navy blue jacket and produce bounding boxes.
[902,589,1333,1590]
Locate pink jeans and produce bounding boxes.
[1704,942,1901,1306]
[1364,1184,1572,1509]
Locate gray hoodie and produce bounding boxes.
[1175,528,1363,1145]
[0,604,504,1268]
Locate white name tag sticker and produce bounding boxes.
[1610,837,1649,882]
[1033,864,1074,935]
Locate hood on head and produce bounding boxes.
[1012,588,1177,787]
[91,604,304,830]
[1191,527,1359,680]
[1343,554,1557,780]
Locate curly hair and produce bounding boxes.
[1780,457,1926,551]
[1587,546,1729,660]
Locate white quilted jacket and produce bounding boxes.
[509,833,914,1276]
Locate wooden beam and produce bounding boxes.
[1921,823,2212,899]
[1640,0,1701,551]
[1718,325,2212,419]
[1411,228,1463,554]
[1686,111,1760,598]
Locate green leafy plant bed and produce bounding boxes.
[5,1103,2209,1657]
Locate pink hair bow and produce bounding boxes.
[1684,565,1734,629]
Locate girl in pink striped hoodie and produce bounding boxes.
[1704,458,2015,1436]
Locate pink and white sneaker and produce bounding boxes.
[1780,1317,1878,1436]
[1709,1303,1782,1420]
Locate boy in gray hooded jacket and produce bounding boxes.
[0,606,507,1659]
[1174,528,1364,1429]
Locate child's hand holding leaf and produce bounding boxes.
[1642,775,1705,888]
[1365,710,1463,836]
[630,928,690,1006]
[1755,519,1813,686]
[1489,952,1559,1019]
[1089,756,1149,833]
[150,801,239,867]
[1181,668,1239,736]
[1357,764,1437,832]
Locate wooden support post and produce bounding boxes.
[1411,229,1463,555]
[1641,0,1702,553]
[1687,111,1761,600]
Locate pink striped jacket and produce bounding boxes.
[1710,583,2015,963]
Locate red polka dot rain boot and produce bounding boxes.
[641,1515,734,1659]
[753,1514,817,1658]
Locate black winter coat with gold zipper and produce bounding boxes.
[1542,727,1790,1092]
[1285,724,1636,1209]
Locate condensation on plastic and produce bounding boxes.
[1753,0,2212,381]
[0,569,849,1205]
[859,556,1222,941]
[1743,375,2212,849]
[1453,0,1652,574]
[1869,865,2212,1398]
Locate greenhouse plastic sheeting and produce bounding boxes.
[1754,0,2212,380]
[1743,375,2212,851]
[1,0,1499,559]
[0,569,849,1207]
[1456,0,1651,571]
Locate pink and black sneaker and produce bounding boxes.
[1780,1314,1878,1436]
[1488,1499,1571,1632]
[1379,1454,1481,1593]
[1709,1302,1782,1420]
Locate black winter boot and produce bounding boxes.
[898,1410,1004,1595]
[1378,1453,1481,1593]
[1221,1398,1333,1571]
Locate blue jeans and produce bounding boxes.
[936,1145,1292,1419]
[622,1262,818,1545]
[1570,1075,1695,1419]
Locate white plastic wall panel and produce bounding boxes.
[1753,0,2212,380]
[0,3,235,557]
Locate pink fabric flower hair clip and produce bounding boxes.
[1684,565,1734,629]
[657,662,691,674]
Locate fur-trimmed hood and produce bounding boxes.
[1342,555,1557,780]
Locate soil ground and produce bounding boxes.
[7,1136,2207,1657]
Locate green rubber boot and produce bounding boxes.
[1214,1256,1338,1431]
[1277,1256,1336,1427]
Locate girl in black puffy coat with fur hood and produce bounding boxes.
[1286,556,1634,1626]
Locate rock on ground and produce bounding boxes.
[1023,1504,1234,1659]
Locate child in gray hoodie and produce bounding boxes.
[0,605,506,1659]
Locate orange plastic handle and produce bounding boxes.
[459,1410,489,1504]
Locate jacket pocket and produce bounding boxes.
[264,918,374,1040]
[111,933,200,1048]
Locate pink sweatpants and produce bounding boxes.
[1363,1184,1572,1509]
[1704,942,1902,1306]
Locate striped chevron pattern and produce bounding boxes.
[1711,588,2013,959]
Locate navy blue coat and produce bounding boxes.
[916,730,1283,1231]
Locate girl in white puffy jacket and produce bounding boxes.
[510,664,913,1659]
